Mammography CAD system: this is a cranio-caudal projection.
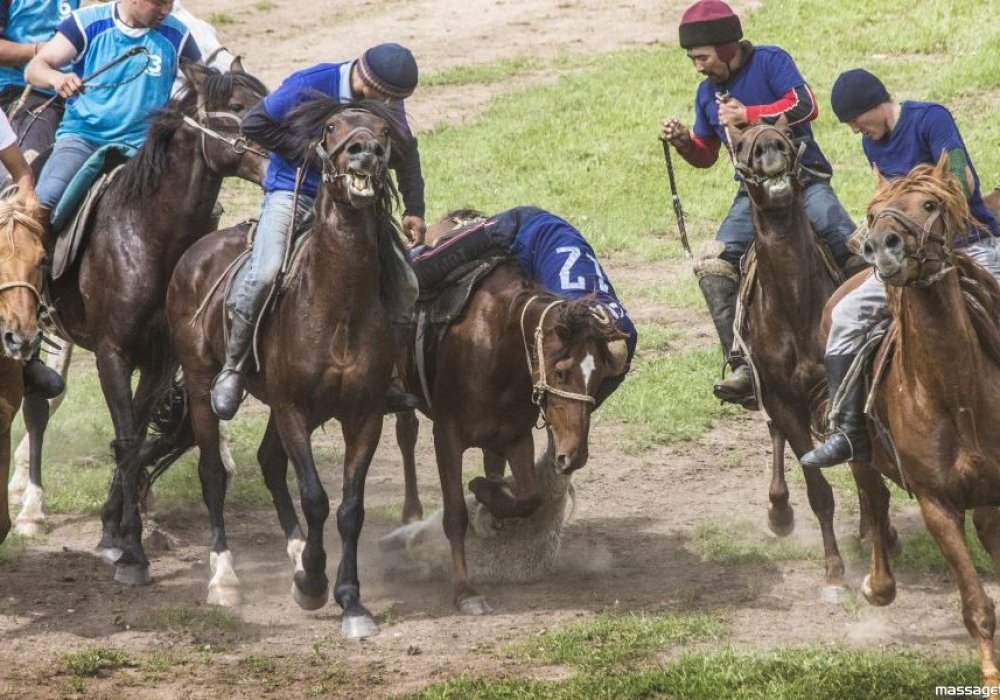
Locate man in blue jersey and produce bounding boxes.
[801,69,1000,468]
[25,0,200,233]
[0,0,79,183]
[660,0,857,408]
[410,206,636,405]
[210,43,426,420]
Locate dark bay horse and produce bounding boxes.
[733,124,895,601]
[32,62,268,583]
[164,99,408,638]
[0,193,47,543]
[838,157,1000,686]
[396,260,628,613]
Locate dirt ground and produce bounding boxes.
[0,0,983,697]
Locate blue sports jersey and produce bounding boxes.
[693,44,832,177]
[862,101,998,236]
[0,0,79,92]
[505,209,638,362]
[55,3,200,147]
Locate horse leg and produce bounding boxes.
[256,412,305,566]
[849,461,896,606]
[395,409,423,523]
[767,423,794,536]
[972,507,1000,584]
[0,427,10,543]
[12,393,50,537]
[920,496,1000,686]
[434,421,488,614]
[483,449,506,481]
[94,348,149,585]
[334,411,384,639]
[469,433,541,519]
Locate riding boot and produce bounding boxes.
[22,349,65,399]
[210,312,255,420]
[800,354,872,468]
[698,273,756,408]
[384,321,419,414]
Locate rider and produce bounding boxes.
[25,0,200,237]
[411,206,637,405]
[210,43,426,420]
[800,68,1000,468]
[661,0,857,408]
[0,0,79,183]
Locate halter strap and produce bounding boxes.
[0,280,41,305]
[869,206,953,286]
[183,97,269,168]
[733,125,799,186]
[314,121,392,184]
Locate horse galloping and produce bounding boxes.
[164,99,410,638]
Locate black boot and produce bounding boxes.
[800,354,872,468]
[22,352,65,399]
[384,321,419,414]
[210,312,254,420]
[699,273,756,408]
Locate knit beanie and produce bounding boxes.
[830,69,890,122]
[678,0,743,49]
[357,43,418,99]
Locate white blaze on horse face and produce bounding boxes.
[580,353,596,390]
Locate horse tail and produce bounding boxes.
[139,372,196,490]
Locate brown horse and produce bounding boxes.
[732,124,893,600]
[395,256,628,613]
[164,99,410,638]
[0,193,47,544]
[837,157,1000,686]
[33,61,268,584]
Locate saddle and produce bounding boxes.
[51,144,135,280]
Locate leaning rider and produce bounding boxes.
[411,206,637,405]
[661,0,856,408]
[800,68,1000,468]
[209,43,427,421]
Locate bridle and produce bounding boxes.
[868,204,953,286]
[182,96,269,173]
[519,296,596,426]
[312,110,392,185]
[733,125,802,187]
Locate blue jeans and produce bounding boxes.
[36,135,100,211]
[717,179,856,268]
[229,189,315,322]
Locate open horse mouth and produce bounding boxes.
[347,171,376,205]
[761,173,793,198]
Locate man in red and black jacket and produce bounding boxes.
[661,0,856,407]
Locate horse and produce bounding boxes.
[395,255,629,613]
[12,61,268,583]
[162,98,410,638]
[836,156,1000,686]
[731,123,896,601]
[0,193,47,544]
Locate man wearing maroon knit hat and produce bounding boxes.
[661,0,857,408]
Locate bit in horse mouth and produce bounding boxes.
[763,174,792,195]
[348,173,374,197]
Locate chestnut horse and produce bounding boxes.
[838,157,1000,686]
[22,62,268,583]
[164,99,409,638]
[732,124,893,600]
[0,193,47,544]
[395,259,628,613]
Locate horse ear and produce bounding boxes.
[606,337,629,376]
[181,60,211,93]
[229,56,246,74]
[772,114,793,137]
[872,166,888,190]
[931,150,951,181]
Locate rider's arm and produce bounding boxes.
[24,33,80,98]
[0,113,33,198]
[392,136,425,219]
[241,101,304,163]
[0,8,40,67]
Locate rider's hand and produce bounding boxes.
[716,97,748,128]
[53,72,83,99]
[661,118,692,152]
[402,214,426,247]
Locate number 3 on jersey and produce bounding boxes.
[556,245,609,293]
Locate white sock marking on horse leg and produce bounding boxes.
[207,550,242,607]
[287,537,306,574]
[580,353,596,391]
[219,421,237,481]
[14,482,46,537]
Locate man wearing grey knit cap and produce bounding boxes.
[211,43,425,421]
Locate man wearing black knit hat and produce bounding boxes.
[210,43,425,421]
[661,0,857,409]
[801,68,1000,469]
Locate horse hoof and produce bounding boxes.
[114,563,152,586]
[100,547,124,565]
[458,595,493,616]
[821,585,846,604]
[13,517,45,538]
[767,506,795,537]
[207,585,242,608]
[342,614,380,639]
[291,581,328,611]
[861,574,896,606]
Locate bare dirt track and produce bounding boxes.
[0,0,982,697]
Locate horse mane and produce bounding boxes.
[866,163,985,239]
[511,286,621,365]
[107,65,269,209]
[0,188,43,252]
[953,252,1000,368]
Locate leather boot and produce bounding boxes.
[384,321,418,414]
[22,350,65,399]
[211,312,255,420]
[800,354,872,468]
[699,273,755,408]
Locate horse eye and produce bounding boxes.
[229,103,244,112]
[866,213,875,226]
[326,124,335,132]
[923,200,938,212]
[554,369,568,383]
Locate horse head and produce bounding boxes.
[179,60,270,184]
[862,153,969,287]
[528,296,629,474]
[732,122,800,209]
[0,192,45,361]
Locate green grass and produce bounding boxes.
[692,519,819,565]
[132,605,243,643]
[0,532,26,562]
[62,647,135,677]
[207,12,237,25]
